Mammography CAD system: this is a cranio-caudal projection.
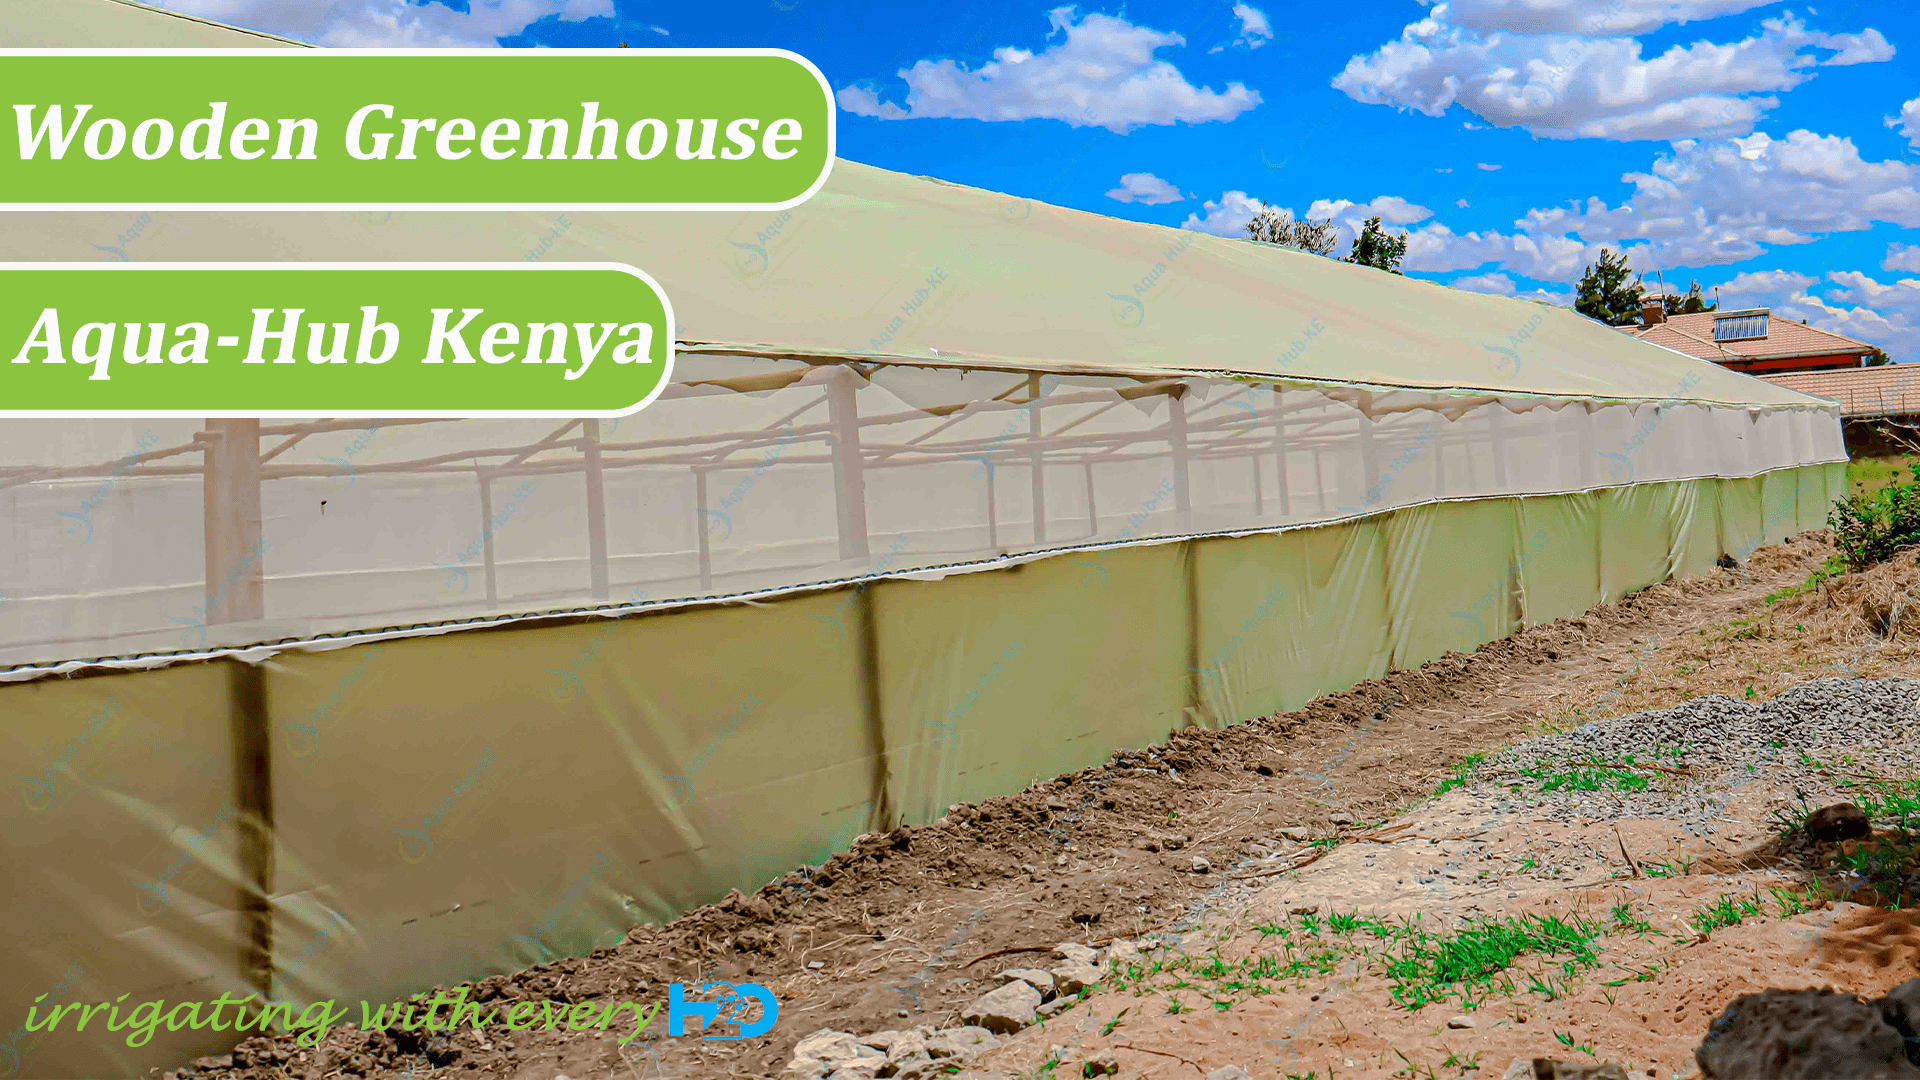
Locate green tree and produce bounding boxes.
[1575,248,1646,326]
[1662,279,1717,316]
[1345,216,1409,274]
[1867,347,1893,367]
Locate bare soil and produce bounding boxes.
[165,529,1920,1080]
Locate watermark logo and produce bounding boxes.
[666,982,778,1040]
[724,209,792,279]
[167,538,270,648]
[525,215,572,262]
[437,480,537,599]
[134,801,239,915]
[282,646,385,758]
[1276,318,1327,369]
[20,695,122,813]
[806,536,913,647]
[1108,231,1196,331]
[397,748,497,863]
[1597,371,1702,485]
[91,212,151,262]
[1333,421,1442,516]
[1072,478,1179,594]
[869,267,950,353]
[659,693,762,805]
[320,423,384,492]
[58,428,159,546]
[1484,312,1542,377]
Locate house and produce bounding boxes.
[1615,301,1879,375]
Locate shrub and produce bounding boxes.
[1829,458,1920,569]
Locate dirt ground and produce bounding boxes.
[166,528,1920,1080]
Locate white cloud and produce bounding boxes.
[1477,163,1502,171]
[1889,95,1920,149]
[1422,0,1773,36]
[1452,271,1516,294]
[837,6,1260,134]
[1810,27,1894,66]
[1512,130,1920,268]
[1308,195,1434,227]
[1803,271,1920,358]
[1403,221,1619,278]
[155,0,614,46]
[1333,10,1892,142]
[1457,198,1472,208]
[1436,167,1455,173]
[1106,173,1185,205]
[1181,190,1269,236]
[1210,4,1273,53]
[1886,243,1920,273]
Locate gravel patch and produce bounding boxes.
[1469,678,1920,825]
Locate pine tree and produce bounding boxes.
[1574,248,1646,325]
[1344,216,1408,274]
[1662,279,1717,316]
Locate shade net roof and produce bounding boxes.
[0,0,1844,678]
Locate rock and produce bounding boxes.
[1051,961,1103,996]
[1105,940,1143,969]
[827,1060,885,1080]
[1329,813,1354,826]
[923,1026,1000,1059]
[890,1056,940,1080]
[1054,942,1099,965]
[1879,977,1920,1049]
[1696,986,1920,1079]
[1520,1062,1628,1080]
[1082,1050,1120,1076]
[860,1030,907,1052]
[1446,1014,1476,1029]
[999,968,1057,995]
[1037,996,1075,1018]
[1207,1068,1253,1080]
[793,1030,882,1068]
[885,1032,929,1062]
[1278,826,1311,841]
[1190,856,1212,873]
[961,979,1042,1034]
[1804,803,1872,843]
[781,1059,829,1080]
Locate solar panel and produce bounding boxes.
[1713,314,1769,341]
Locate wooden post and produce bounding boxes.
[1028,373,1047,546]
[1271,387,1292,517]
[985,464,999,551]
[201,419,264,625]
[1575,404,1596,489]
[1489,405,1509,490]
[477,472,499,607]
[1169,387,1192,530]
[695,468,714,591]
[854,585,894,830]
[827,367,872,563]
[1356,396,1379,512]
[583,419,609,600]
[228,659,274,998]
[1083,462,1098,538]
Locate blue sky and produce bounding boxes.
[167,0,1920,356]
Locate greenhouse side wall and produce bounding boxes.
[0,461,1839,1079]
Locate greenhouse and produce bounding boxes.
[0,3,1849,1076]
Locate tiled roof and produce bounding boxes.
[1617,310,1876,362]
[1760,365,1920,417]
